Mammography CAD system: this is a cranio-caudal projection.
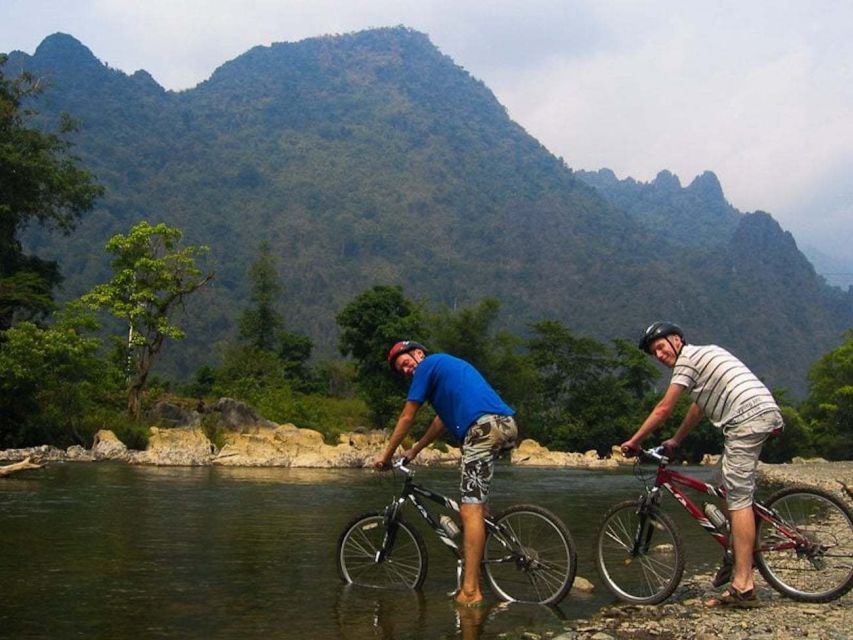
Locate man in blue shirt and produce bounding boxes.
[374,341,518,607]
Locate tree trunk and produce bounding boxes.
[0,457,45,477]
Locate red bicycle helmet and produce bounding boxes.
[387,341,428,370]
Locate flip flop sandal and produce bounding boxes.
[705,587,760,608]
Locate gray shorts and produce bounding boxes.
[720,410,784,510]
[459,415,518,504]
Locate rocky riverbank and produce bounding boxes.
[517,462,853,640]
[0,398,625,469]
[530,571,851,640]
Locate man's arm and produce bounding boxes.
[621,383,685,453]
[375,400,422,469]
[663,402,704,450]
[402,415,446,461]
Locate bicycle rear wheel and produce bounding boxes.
[483,504,577,604]
[337,511,427,590]
[595,500,685,604]
[755,486,853,602]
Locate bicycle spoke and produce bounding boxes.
[595,502,684,605]
[756,488,853,601]
[338,514,426,590]
[484,506,576,604]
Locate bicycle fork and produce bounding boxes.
[376,498,406,563]
[630,494,660,558]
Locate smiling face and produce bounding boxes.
[394,349,426,378]
[649,335,682,368]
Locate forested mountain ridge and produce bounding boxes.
[575,168,742,247]
[5,29,851,395]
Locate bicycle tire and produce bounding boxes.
[595,499,685,604]
[755,486,853,602]
[337,511,428,590]
[483,504,577,604]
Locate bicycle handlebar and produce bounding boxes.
[639,446,670,465]
[392,457,414,475]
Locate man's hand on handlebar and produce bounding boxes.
[661,438,680,456]
[373,454,392,471]
[620,440,642,458]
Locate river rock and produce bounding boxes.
[65,445,94,461]
[130,427,214,466]
[146,400,201,428]
[92,430,130,461]
[572,576,595,593]
[0,444,64,462]
[210,397,278,432]
[512,439,617,468]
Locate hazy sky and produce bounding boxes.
[2,1,851,266]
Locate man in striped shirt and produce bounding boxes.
[620,322,784,607]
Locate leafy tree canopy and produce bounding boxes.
[83,220,213,416]
[0,54,103,328]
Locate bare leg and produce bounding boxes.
[456,503,486,605]
[729,506,756,592]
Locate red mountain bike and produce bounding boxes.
[595,446,853,604]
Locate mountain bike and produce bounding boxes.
[336,459,577,604]
[595,446,853,604]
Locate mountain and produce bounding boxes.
[575,169,742,247]
[5,29,851,395]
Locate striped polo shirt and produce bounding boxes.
[670,344,778,428]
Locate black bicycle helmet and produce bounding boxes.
[638,321,685,354]
[387,340,428,370]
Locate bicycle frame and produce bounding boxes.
[377,461,526,587]
[641,448,807,554]
[379,463,464,562]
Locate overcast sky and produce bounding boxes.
[2,0,851,269]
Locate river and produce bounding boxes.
[0,462,723,639]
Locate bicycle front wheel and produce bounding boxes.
[595,500,685,604]
[337,511,427,590]
[483,504,577,604]
[756,486,853,602]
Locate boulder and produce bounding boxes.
[214,424,380,468]
[130,427,214,466]
[66,445,93,461]
[147,400,201,428]
[92,430,130,461]
[211,397,278,432]
[511,439,617,468]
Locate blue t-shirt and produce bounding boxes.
[406,353,514,442]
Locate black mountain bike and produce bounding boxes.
[595,446,853,604]
[336,459,577,605]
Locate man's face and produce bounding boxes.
[394,349,425,378]
[650,336,681,368]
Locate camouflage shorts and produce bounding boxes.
[459,414,518,504]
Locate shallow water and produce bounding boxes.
[0,462,723,638]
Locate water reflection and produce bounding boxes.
[334,584,573,640]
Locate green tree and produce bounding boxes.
[236,242,313,386]
[238,242,284,351]
[337,285,426,426]
[526,321,640,453]
[83,221,213,417]
[0,56,103,329]
[429,298,536,415]
[801,330,853,460]
[0,302,118,447]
